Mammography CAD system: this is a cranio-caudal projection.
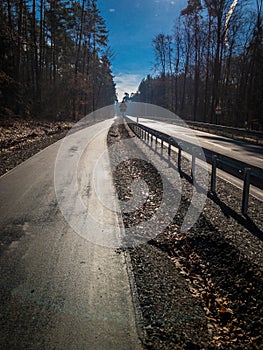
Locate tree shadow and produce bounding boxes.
[148,201,263,345]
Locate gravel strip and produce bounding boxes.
[107,118,263,349]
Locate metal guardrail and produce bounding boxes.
[126,117,263,216]
[186,121,263,145]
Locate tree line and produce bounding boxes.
[0,0,116,120]
[132,0,263,130]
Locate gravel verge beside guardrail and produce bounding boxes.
[108,118,263,349]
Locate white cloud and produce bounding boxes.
[114,73,143,101]
[109,8,115,12]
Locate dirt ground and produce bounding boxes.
[0,117,75,176]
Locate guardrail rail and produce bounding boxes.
[125,117,263,216]
[186,121,263,145]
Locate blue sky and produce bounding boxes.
[98,0,186,100]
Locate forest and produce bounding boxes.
[0,0,116,121]
[132,0,263,130]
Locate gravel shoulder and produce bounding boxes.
[107,118,263,350]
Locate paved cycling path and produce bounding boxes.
[0,119,141,349]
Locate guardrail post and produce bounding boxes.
[178,146,182,173]
[155,136,158,152]
[168,143,171,163]
[242,168,251,216]
[161,140,164,157]
[211,155,217,193]
[191,155,196,182]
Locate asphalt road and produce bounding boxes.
[130,117,263,170]
[0,119,141,350]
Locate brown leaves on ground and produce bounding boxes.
[0,117,73,151]
[0,116,74,176]
[155,227,263,349]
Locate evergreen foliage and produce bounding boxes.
[0,0,116,120]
